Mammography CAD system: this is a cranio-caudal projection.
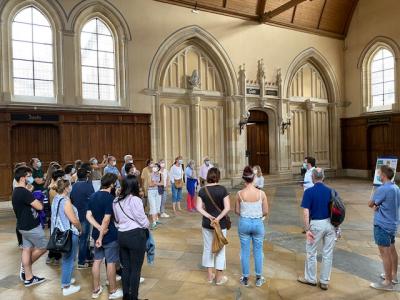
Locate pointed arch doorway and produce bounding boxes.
[247,110,269,174]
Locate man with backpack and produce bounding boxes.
[368,165,400,291]
[297,168,336,291]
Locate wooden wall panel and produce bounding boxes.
[0,109,151,201]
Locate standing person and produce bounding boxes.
[297,168,336,291]
[159,159,170,218]
[124,162,140,177]
[51,179,82,296]
[253,165,264,189]
[170,156,184,214]
[64,164,77,183]
[185,160,198,212]
[368,165,400,291]
[303,157,316,191]
[121,154,133,178]
[70,168,95,269]
[104,156,121,191]
[147,163,162,230]
[30,158,45,191]
[12,166,47,287]
[86,173,123,299]
[89,156,107,181]
[113,175,149,300]
[199,157,213,187]
[196,167,230,285]
[141,159,153,204]
[46,169,65,265]
[44,162,61,191]
[235,166,268,287]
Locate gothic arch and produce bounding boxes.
[284,47,341,103]
[148,25,238,96]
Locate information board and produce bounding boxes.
[373,157,398,186]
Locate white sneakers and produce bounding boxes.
[63,285,81,296]
[106,275,122,286]
[140,277,145,283]
[108,288,123,299]
[160,212,170,218]
[91,285,103,299]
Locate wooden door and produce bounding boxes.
[367,124,393,171]
[246,110,269,174]
[11,124,60,169]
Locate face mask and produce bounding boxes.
[37,161,42,168]
[111,161,116,166]
[253,169,257,175]
[160,163,165,168]
[205,161,210,166]
[302,163,307,169]
[152,167,158,172]
[26,176,34,185]
[92,159,98,165]
[128,160,133,164]
[71,168,76,174]
[190,164,195,168]
[178,160,183,165]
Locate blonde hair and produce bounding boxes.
[53,178,71,194]
[253,165,262,177]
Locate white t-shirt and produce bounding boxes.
[254,176,264,189]
[303,167,315,191]
[199,163,213,180]
[169,165,183,183]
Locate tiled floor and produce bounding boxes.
[1,178,400,299]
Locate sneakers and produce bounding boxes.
[319,282,329,290]
[255,276,266,287]
[24,276,46,287]
[150,223,157,230]
[92,286,103,299]
[63,285,80,296]
[297,276,317,286]
[380,273,399,284]
[216,276,228,286]
[160,213,170,218]
[140,277,145,284]
[109,288,123,299]
[77,263,91,269]
[60,278,76,289]
[106,275,122,286]
[19,263,25,282]
[240,276,249,287]
[370,281,394,291]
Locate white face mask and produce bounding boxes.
[152,167,158,173]
[71,168,76,174]
[253,169,258,175]
[111,161,116,166]
[128,160,133,164]
[160,163,165,168]
[178,159,183,165]
[205,160,210,166]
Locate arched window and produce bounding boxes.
[370,48,395,107]
[11,6,54,97]
[80,18,116,101]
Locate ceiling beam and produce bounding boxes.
[256,0,267,19]
[261,0,308,22]
[343,0,359,36]
[317,0,327,29]
[223,0,228,8]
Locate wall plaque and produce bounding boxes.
[266,89,278,96]
[11,113,59,122]
[246,87,260,95]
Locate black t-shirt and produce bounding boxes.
[12,187,40,230]
[198,185,229,230]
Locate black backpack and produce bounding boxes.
[330,189,345,226]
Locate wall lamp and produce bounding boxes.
[281,112,293,134]
[239,111,250,135]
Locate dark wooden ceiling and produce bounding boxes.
[154,0,359,39]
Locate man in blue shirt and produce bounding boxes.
[369,165,400,291]
[86,173,122,299]
[298,168,336,291]
[70,168,95,268]
[104,156,121,189]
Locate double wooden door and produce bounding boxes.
[367,124,393,171]
[246,110,269,174]
[11,124,60,169]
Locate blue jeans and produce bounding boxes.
[61,234,79,288]
[238,217,265,277]
[78,220,91,265]
[171,184,182,203]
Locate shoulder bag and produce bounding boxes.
[204,186,231,230]
[47,198,72,253]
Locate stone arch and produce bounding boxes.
[284,47,341,103]
[284,48,341,171]
[148,25,238,96]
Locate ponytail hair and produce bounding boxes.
[242,166,255,183]
[53,178,70,194]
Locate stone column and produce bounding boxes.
[190,94,201,167]
[305,99,316,157]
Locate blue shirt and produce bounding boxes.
[70,179,95,221]
[301,182,331,220]
[373,182,400,235]
[88,191,118,244]
[104,165,120,187]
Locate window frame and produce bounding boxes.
[3,3,61,104]
[76,14,121,107]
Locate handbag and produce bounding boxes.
[174,179,183,189]
[47,198,72,253]
[204,186,232,230]
[212,221,228,253]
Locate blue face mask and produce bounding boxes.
[37,161,42,168]
[26,176,34,185]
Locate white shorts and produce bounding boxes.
[202,228,227,270]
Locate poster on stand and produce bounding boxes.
[373,157,398,186]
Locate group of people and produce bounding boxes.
[10,153,400,299]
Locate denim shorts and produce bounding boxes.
[374,225,395,247]
[94,240,119,263]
